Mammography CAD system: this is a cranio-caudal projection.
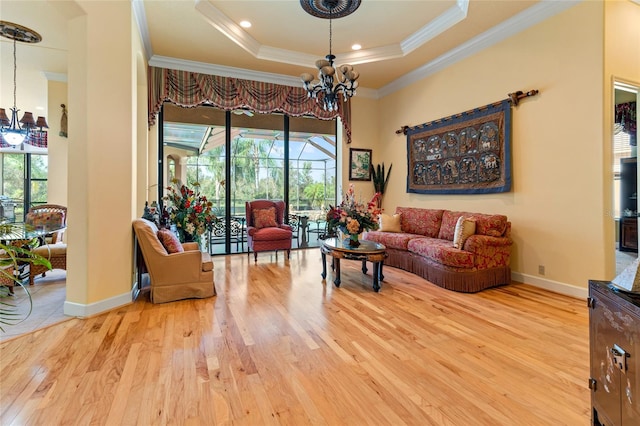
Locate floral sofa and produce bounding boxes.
[363,207,512,293]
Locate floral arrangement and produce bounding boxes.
[164,180,216,243]
[326,184,381,245]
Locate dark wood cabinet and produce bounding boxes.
[589,280,640,425]
[620,157,638,252]
[621,217,638,252]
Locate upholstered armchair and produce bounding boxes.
[25,204,67,244]
[245,200,293,262]
[132,218,215,303]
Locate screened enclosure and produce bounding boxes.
[161,105,337,254]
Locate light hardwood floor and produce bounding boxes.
[0,249,590,425]
[0,270,68,342]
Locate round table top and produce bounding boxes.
[321,237,386,254]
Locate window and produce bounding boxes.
[161,105,337,253]
[30,154,49,207]
[0,153,48,222]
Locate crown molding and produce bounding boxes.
[338,45,404,66]
[401,0,468,55]
[195,0,261,56]
[132,0,152,60]
[194,0,469,67]
[256,46,319,68]
[139,0,581,101]
[378,0,582,97]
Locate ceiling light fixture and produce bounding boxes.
[0,21,48,147]
[300,0,361,112]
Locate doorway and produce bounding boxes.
[614,80,639,274]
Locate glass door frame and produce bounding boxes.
[157,105,337,255]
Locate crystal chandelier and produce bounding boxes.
[300,0,361,112]
[0,21,48,147]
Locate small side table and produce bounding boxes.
[320,237,387,292]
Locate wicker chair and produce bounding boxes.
[29,243,67,285]
[25,204,67,244]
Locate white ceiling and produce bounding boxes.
[0,0,581,115]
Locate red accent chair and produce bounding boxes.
[246,200,293,262]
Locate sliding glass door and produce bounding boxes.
[0,153,48,222]
[161,104,336,255]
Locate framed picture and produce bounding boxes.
[349,148,372,181]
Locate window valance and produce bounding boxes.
[147,66,351,143]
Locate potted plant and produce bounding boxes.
[370,163,392,208]
[164,180,217,244]
[0,224,52,332]
[326,184,381,247]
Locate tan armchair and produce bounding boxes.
[132,218,215,303]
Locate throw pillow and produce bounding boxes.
[253,207,277,229]
[157,229,184,253]
[379,213,402,233]
[453,217,476,249]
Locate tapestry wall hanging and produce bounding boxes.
[406,99,512,194]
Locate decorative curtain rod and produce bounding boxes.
[395,89,539,135]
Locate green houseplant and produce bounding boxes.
[0,223,52,332]
[370,163,392,208]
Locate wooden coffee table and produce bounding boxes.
[320,237,388,292]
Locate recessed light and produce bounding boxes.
[351,44,361,51]
[240,20,251,28]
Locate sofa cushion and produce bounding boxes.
[32,243,67,257]
[408,237,475,269]
[453,217,476,249]
[471,213,508,237]
[364,231,416,250]
[396,207,444,238]
[379,213,402,233]
[157,229,183,253]
[438,210,468,240]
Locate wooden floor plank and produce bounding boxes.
[0,249,591,425]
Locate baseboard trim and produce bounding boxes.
[63,291,132,318]
[511,271,588,300]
